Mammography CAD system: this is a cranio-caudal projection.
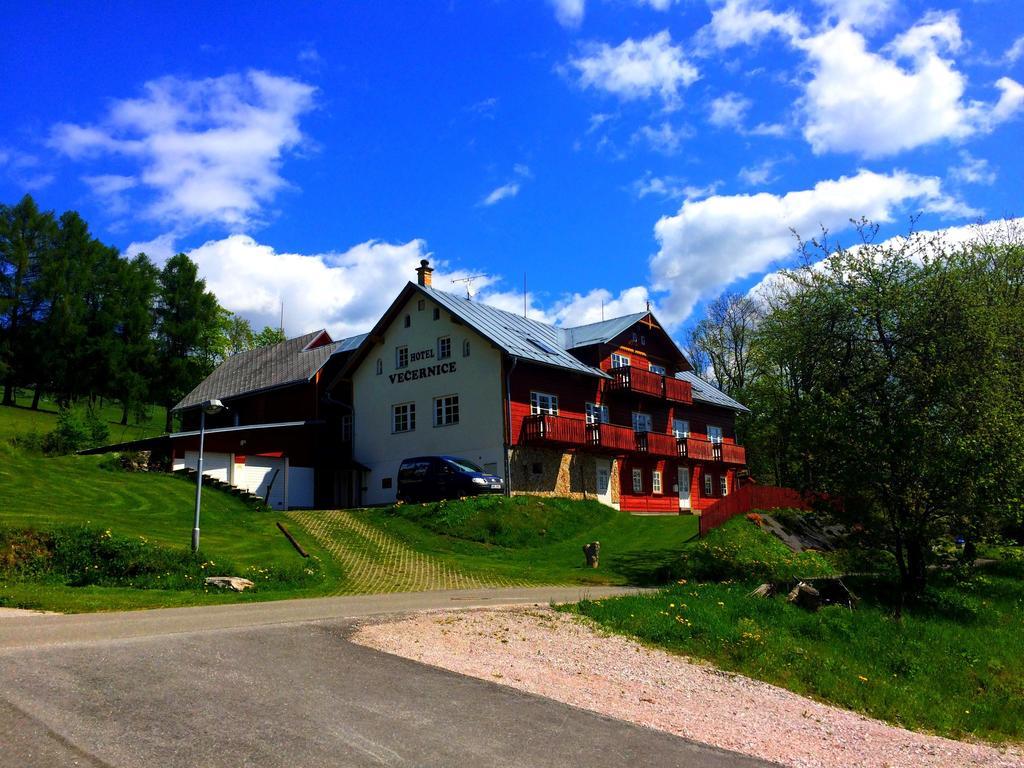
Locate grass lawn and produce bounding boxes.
[0,404,343,612]
[566,517,1024,744]
[354,495,700,586]
[4,389,168,443]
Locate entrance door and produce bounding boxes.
[678,466,691,510]
[595,459,613,507]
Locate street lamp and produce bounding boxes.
[192,399,227,554]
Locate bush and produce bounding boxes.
[43,407,91,454]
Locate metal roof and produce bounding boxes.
[174,330,366,411]
[675,370,750,413]
[562,313,648,349]
[420,285,609,378]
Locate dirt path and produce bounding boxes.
[287,509,532,593]
[352,607,1024,768]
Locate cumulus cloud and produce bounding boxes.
[1005,35,1024,65]
[549,0,585,28]
[631,121,692,153]
[49,70,316,230]
[814,0,895,30]
[949,150,996,186]
[797,14,1024,157]
[568,31,699,109]
[701,0,803,50]
[650,169,975,324]
[631,173,721,201]
[708,92,751,128]
[738,158,780,186]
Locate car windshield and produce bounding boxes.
[446,458,484,473]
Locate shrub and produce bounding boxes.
[43,407,91,454]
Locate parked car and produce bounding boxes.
[397,456,504,502]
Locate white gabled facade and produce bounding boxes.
[351,289,507,505]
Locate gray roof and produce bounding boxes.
[174,330,368,411]
[421,285,609,378]
[562,313,647,349]
[676,370,750,413]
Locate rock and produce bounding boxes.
[583,541,600,568]
[749,583,776,598]
[204,576,255,592]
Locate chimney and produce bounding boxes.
[415,258,433,287]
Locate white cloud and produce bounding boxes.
[49,70,316,230]
[708,92,751,128]
[480,182,520,207]
[749,122,788,137]
[1005,35,1024,65]
[569,31,699,109]
[549,0,585,28]
[636,0,676,9]
[949,150,996,185]
[798,14,1024,157]
[551,286,652,326]
[631,173,721,201]
[738,158,779,186]
[650,169,975,324]
[701,0,804,50]
[0,148,54,191]
[631,121,692,153]
[814,0,896,30]
[125,231,179,264]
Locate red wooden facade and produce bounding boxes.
[511,313,748,514]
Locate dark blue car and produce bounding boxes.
[397,456,504,503]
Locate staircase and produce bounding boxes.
[171,468,269,511]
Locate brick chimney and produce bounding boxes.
[415,258,433,287]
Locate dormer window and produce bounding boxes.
[404,314,411,328]
[611,353,630,369]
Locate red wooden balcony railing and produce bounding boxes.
[721,443,747,465]
[587,422,636,452]
[685,437,716,461]
[521,414,587,445]
[662,376,693,404]
[608,366,664,397]
[637,431,680,457]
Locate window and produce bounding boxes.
[707,425,723,444]
[381,477,393,489]
[396,346,408,369]
[672,419,690,438]
[375,359,383,375]
[340,414,352,442]
[720,474,729,496]
[530,391,558,415]
[433,307,440,320]
[585,402,609,425]
[418,299,425,311]
[611,352,630,369]
[649,363,666,375]
[434,395,459,426]
[632,411,653,433]
[462,339,471,357]
[703,472,713,496]
[526,337,559,355]
[631,468,643,493]
[437,336,452,360]
[404,314,411,328]
[392,402,415,433]
[531,462,543,476]
[652,470,662,494]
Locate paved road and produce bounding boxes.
[0,589,776,768]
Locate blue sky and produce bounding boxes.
[1,0,1021,339]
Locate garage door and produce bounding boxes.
[287,466,315,509]
[182,451,232,483]
[236,457,287,510]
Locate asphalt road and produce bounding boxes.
[0,589,776,768]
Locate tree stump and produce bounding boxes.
[583,541,600,568]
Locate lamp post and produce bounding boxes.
[192,399,226,554]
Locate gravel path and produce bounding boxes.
[287,509,533,594]
[352,607,1024,768]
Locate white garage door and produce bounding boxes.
[182,451,232,483]
[287,466,315,509]
[236,457,287,510]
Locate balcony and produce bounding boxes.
[607,366,693,405]
[684,437,717,461]
[721,442,747,465]
[635,431,681,458]
[587,422,636,452]
[521,414,588,445]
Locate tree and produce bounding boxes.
[754,229,1024,600]
[253,325,286,347]
[110,254,158,425]
[155,254,222,432]
[0,195,57,405]
[686,292,762,398]
[221,312,255,357]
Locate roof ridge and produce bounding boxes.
[563,311,647,332]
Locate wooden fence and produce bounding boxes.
[699,484,809,537]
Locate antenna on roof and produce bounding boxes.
[601,299,605,322]
[451,274,487,300]
[280,300,284,334]
[645,299,651,313]
[523,273,527,319]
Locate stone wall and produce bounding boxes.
[507,446,605,500]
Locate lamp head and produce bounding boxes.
[202,399,227,415]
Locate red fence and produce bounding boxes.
[699,484,809,537]
[663,376,693,404]
[589,422,636,451]
[521,414,587,445]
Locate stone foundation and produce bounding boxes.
[507,446,617,505]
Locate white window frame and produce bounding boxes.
[433,394,460,427]
[396,345,409,369]
[672,419,690,438]
[530,391,559,416]
[720,474,729,496]
[648,363,666,376]
[611,352,630,369]
[703,472,713,496]
[631,411,653,433]
[631,468,643,493]
[585,402,609,425]
[437,335,452,360]
[392,402,415,433]
[707,425,723,444]
[652,470,662,494]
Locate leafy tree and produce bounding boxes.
[253,325,286,347]
[686,292,762,398]
[154,254,222,432]
[754,228,1024,600]
[0,195,57,406]
[110,254,159,425]
[221,312,255,357]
